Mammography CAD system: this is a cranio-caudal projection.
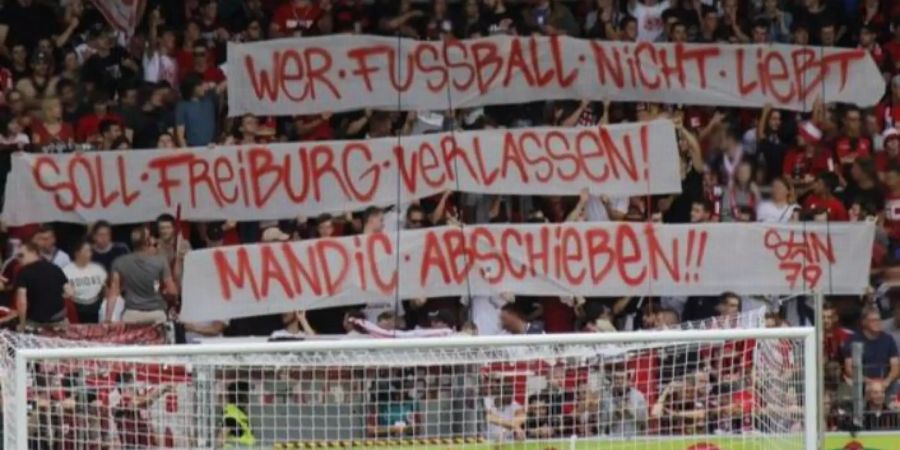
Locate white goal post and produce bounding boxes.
[6,328,817,450]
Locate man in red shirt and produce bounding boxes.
[883,162,900,243]
[823,303,852,363]
[876,128,900,173]
[834,106,872,175]
[784,121,833,194]
[272,0,325,37]
[803,172,849,221]
[876,75,900,132]
[885,19,900,76]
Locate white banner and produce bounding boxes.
[90,0,145,39]
[181,222,875,322]
[1,121,679,226]
[227,35,884,116]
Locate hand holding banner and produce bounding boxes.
[2,121,679,225]
[227,35,884,116]
[180,222,875,322]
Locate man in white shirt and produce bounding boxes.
[629,0,671,42]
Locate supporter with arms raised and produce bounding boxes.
[111,372,175,449]
[269,310,316,341]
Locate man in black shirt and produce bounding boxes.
[15,242,72,330]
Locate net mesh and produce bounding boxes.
[0,323,809,450]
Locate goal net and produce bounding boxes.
[1,327,815,450]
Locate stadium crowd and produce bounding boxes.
[0,0,899,444]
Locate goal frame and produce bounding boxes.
[12,327,818,450]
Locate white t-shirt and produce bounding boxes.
[586,196,628,222]
[63,262,107,306]
[756,201,798,223]
[484,397,523,441]
[45,249,71,269]
[631,0,671,42]
[143,51,178,89]
[468,295,508,336]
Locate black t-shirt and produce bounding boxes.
[81,47,137,96]
[664,168,703,224]
[15,259,67,323]
[841,182,885,214]
[91,243,130,273]
[0,2,58,49]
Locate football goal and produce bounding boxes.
[1,328,816,450]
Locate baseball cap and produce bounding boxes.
[884,127,900,142]
[261,226,291,242]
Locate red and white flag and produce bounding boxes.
[90,0,146,39]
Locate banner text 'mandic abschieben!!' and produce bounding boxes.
[2,121,679,225]
[227,35,885,116]
[180,222,875,322]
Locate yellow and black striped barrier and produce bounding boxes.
[274,436,485,449]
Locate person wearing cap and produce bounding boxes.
[783,121,833,194]
[260,226,291,243]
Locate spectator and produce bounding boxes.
[824,302,854,363]
[269,310,315,341]
[875,128,900,173]
[31,97,75,153]
[89,221,129,272]
[608,369,648,436]
[62,241,107,324]
[803,172,849,221]
[369,380,419,437]
[219,381,256,447]
[175,72,218,147]
[107,226,177,324]
[499,303,543,334]
[629,0,670,42]
[16,50,58,106]
[720,160,759,222]
[755,0,792,43]
[885,297,900,351]
[14,241,73,329]
[0,0,58,51]
[863,380,900,430]
[524,394,559,439]
[33,225,71,268]
[843,308,900,395]
[756,177,799,223]
[155,213,190,280]
[143,8,179,89]
[524,0,579,37]
[485,380,525,441]
[883,162,900,244]
[834,106,873,175]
